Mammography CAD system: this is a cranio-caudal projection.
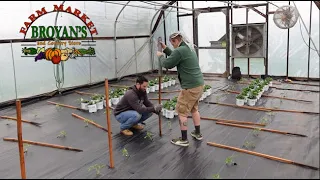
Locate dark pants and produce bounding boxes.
[115,110,153,130]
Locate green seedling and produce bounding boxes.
[212,173,221,179]
[266,111,275,117]
[23,143,31,153]
[55,104,62,110]
[242,140,256,149]
[144,131,154,141]
[225,155,237,166]
[57,130,66,138]
[84,119,94,127]
[88,164,105,176]
[252,128,261,136]
[167,121,172,130]
[122,148,129,157]
[260,117,269,125]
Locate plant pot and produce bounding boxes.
[111,98,120,105]
[172,80,176,85]
[162,109,167,117]
[174,111,178,116]
[166,110,175,119]
[236,98,245,106]
[119,95,124,100]
[269,82,273,87]
[163,82,168,88]
[265,85,269,91]
[146,87,150,94]
[167,81,172,87]
[103,99,112,107]
[88,104,97,113]
[202,93,207,99]
[149,86,156,92]
[247,99,256,106]
[154,84,159,90]
[160,84,164,89]
[81,102,89,110]
[206,88,212,96]
[96,101,104,110]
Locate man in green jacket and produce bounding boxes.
[157,32,204,147]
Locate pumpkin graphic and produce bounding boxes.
[45,48,61,61]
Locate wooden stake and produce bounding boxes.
[0,116,41,127]
[71,113,112,133]
[161,90,181,93]
[208,102,319,115]
[284,81,320,87]
[16,100,26,179]
[109,84,129,88]
[225,90,312,103]
[216,122,307,137]
[105,79,114,169]
[270,86,320,93]
[187,116,266,127]
[207,142,319,170]
[158,76,162,136]
[3,138,83,152]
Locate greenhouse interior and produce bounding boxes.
[0,1,319,179]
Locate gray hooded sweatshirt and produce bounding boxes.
[113,85,155,116]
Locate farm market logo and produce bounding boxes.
[20,4,97,64]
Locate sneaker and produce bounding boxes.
[191,130,203,140]
[132,124,144,130]
[171,137,189,147]
[121,129,133,136]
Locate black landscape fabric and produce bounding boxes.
[0,74,319,179]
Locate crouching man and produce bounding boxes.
[113,76,162,136]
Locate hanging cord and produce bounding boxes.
[53,1,66,93]
[116,6,175,79]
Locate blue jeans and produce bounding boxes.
[115,111,153,130]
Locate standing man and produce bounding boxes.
[113,76,162,136]
[157,32,204,147]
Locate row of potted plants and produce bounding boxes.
[162,96,178,119]
[109,88,127,105]
[199,85,213,101]
[147,75,177,93]
[80,94,105,113]
[236,77,273,106]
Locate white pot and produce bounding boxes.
[119,95,124,99]
[103,99,112,107]
[81,102,89,110]
[88,104,97,113]
[166,110,175,119]
[265,85,269,91]
[146,87,150,94]
[202,93,207,99]
[174,111,178,116]
[244,96,248,103]
[96,101,104,110]
[154,84,159,90]
[172,80,176,85]
[163,82,168,88]
[167,81,172,87]
[160,84,164,89]
[162,109,167,117]
[236,98,245,106]
[269,82,273,87]
[206,88,212,96]
[112,98,120,105]
[150,86,156,92]
[247,99,256,106]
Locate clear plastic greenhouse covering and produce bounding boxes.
[0,1,319,104]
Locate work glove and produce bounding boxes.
[154,104,162,114]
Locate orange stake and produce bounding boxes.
[158,76,162,136]
[16,100,26,179]
[105,79,114,168]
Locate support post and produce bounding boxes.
[177,1,180,31]
[105,79,114,168]
[16,100,26,179]
[192,1,199,57]
[226,4,230,74]
[307,1,313,80]
[286,1,291,78]
[265,3,269,76]
[158,77,162,136]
